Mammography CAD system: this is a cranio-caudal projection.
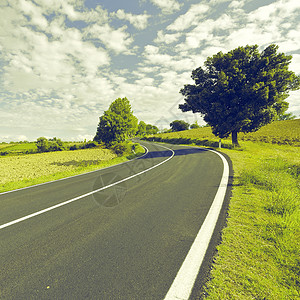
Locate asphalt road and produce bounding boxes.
[0,141,230,300]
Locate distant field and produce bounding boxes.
[239,119,300,145]
[148,119,300,147]
[0,142,85,156]
[0,143,37,154]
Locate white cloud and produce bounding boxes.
[167,3,210,31]
[1,0,300,141]
[111,9,150,30]
[150,0,182,15]
[289,54,300,74]
[84,23,134,54]
[154,30,181,44]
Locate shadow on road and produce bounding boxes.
[139,148,208,159]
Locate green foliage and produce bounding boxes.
[145,124,159,135]
[36,137,65,152]
[170,120,190,131]
[112,141,139,156]
[180,44,300,146]
[112,142,131,156]
[36,137,49,152]
[94,97,138,145]
[69,144,79,151]
[190,121,200,129]
[277,112,297,121]
[137,121,147,136]
[82,141,98,149]
[136,121,159,136]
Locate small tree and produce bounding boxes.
[94,97,138,146]
[137,121,147,136]
[180,44,300,146]
[190,121,200,129]
[170,120,190,132]
[145,124,159,135]
[36,137,49,152]
[277,112,297,121]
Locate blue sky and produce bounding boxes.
[0,0,299,142]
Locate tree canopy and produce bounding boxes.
[36,137,65,152]
[136,121,159,136]
[94,97,138,145]
[179,44,300,145]
[170,120,190,132]
[190,121,200,129]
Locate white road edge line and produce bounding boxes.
[164,148,229,300]
[0,143,174,230]
[0,144,149,196]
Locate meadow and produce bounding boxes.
[0,141,84,156]
[144,119,300,299]
[0,144,145,193]
[203,142,299,299]
[146,119,300,147]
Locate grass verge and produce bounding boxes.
[200,142,299,299]
[0,143,145,193]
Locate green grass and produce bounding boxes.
[201,143,299,299]
[143,120,300,299]
[0,142,37,155]
[0,143,145,193]
[239,119,300,145]
[145,119,300,147]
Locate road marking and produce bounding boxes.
[0,143,174,230]
[0,145,149,196]
[164,148,229,300]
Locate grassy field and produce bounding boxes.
[203,143,299,299]
[144,119,300,299]
[0,142,37,155]
[0,143,145,193]
[0,141,86,156]
[147,119,300,147]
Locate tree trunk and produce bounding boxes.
[231,131,240,147]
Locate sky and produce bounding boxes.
[0,0,299,142]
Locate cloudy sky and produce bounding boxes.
[0,0,299,142]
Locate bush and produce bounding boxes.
[84,141,98,148]
[80,141,98,149]
[69,145,79,151]
[36,137,65,152]
[113,142,128,155]
[112,142,134,156]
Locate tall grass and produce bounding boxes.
[200,143,300,299]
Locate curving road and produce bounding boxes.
[0,141,231,300]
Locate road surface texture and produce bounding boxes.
[0,141,232,299]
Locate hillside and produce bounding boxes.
[147,119,300,147]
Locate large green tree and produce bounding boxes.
[179,44,300,146]
[94,97,138,145]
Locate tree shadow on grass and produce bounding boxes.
[51,160,102,167]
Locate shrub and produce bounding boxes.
[112,142,132,156]
[82,141,98,149]
[69,145,79,151]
